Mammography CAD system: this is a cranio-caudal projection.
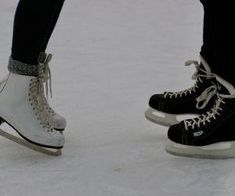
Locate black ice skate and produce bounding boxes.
[145,57,228,126]
[166,92,235,159]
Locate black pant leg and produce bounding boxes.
[41,0,65,52]
[200,0,235,86]
[11,0,65,65]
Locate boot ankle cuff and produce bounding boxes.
[8,57,39,76]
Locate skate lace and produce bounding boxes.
[0,75,8,93]
[39,53,53,98]
[28,77,54,133]
[38,53,56,116]
[164,60,213,99]
[184,93,225,130]
[195,85,217,109]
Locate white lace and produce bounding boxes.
[196,85,217,109]
[28,78,54,133]
[184,94,225,130]
[0,75,9,93]
[164,60,214,99]
[39,53,52,98]
[43,97,56,116]
[38,53,56,116]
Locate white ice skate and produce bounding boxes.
[0,53,67,131]
[0,72,64,156]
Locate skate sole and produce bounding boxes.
[0,117,63,155]
[165,140,235,159]
[145,107,198,127]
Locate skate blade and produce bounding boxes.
[145,108,198,127]
[165,140,235,159]
[145,108,179,126]
[0,129,62,156]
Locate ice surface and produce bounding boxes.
[1,0,235,196]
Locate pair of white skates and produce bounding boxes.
[0,54,66,156]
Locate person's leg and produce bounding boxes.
[166,1,235,158]
[40,0,65,52]
[10,0,65,74]
[145,1,220,126]
[0,0,66,151]
[213,5,235,87]
[200,0,235,87]
[8,0,67,131]
[200,0,215,70]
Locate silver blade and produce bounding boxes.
[0,129,62,156]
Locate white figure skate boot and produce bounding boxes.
[0,72,64,154]
[0,53,67,131]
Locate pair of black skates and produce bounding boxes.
[145,59,235,159]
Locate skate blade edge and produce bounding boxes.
[0,129,62,156]
[0,116,63,148]
[145,108,178,126]
[145,107,198,127]
[165,140,235,159]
